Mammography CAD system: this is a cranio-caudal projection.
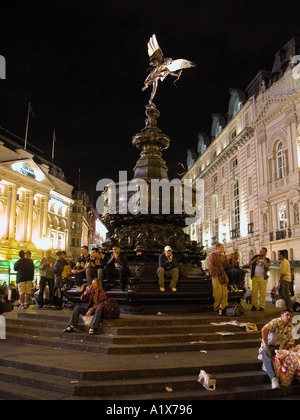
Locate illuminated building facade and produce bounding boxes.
[183,37,300,299]
[0,129,74,284]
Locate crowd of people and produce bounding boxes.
[206,243,299,316]
[1,242,299,391]
[1,243,298,315]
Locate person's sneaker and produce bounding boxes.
[251,306,257,311]
[271,377,280,389]
[171,287,177,292]
[259,307,264,311]
[159,287,165,292]
[89,328,95,335]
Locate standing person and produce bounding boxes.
[104,245,131,291]
[50,251,68,309]
[14,250,35,309]
[207,243,229,315]
[37,250,55,308]
[249,247,270,311]
[258,309,295,389]
[278,250,293,312]
[245,287,252,305]
[63,279,107,335]
[157,246,179,292]
[72,246,90,292]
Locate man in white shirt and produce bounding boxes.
[249,248,270,311]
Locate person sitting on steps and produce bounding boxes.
[64,279,107,335]
[104,245,131,291]
[157,246,179,292]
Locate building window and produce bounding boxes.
[231,157,238,172]
[278,202,287,230]
[246,144,251,159]
[212,195,219,242]
[294,203,299,225]
[277,142,286,179]
[248,177,253,196]
[232,180,240,232]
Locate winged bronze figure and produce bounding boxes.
[142,34,196,105]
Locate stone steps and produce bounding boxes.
[0,357,299,400]
[1,307,299,400]
[4,311,263,354]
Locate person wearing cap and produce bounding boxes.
[157,246,179,292]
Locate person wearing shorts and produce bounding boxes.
[14,250,34,309]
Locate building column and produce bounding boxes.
[42,196,49,239]
[8,185,17,240]
[27,191,34,242]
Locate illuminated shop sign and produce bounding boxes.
[11,162,44,182]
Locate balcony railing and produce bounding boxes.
[230,228,240,239]
[269,228,292,242]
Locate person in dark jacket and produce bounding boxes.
[104,245,131,291]
[49,251,68,309]
[157,246,179,292]
[14,250,34,309]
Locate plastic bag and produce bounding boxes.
[82,315,93,327]
[273,349,299,387]
[198,370,216,391]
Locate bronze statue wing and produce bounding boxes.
[147,34,163,66]
[166,58,196,72]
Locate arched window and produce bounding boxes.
[277,141,286,179]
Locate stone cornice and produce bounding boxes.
[192,126,254,180]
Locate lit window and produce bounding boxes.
[277,142,286,179]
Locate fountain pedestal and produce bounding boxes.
[100,103,214,313]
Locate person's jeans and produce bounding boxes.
[86,268,104,285]
[68,305,103,330]
[104,265,130,290]
[261,347,277,380]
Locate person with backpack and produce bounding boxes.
[63,279,107,335]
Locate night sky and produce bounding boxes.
[1,0,300,202]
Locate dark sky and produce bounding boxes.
[1,0,300,200]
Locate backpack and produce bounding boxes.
[102,298,120,320]
[62,264,72,279]
[226,303,245,317]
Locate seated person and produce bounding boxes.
[225,252,239,289]
[157,246,179,292]
[86,248,105,285]
[104,245,131,291]
[259,309,295,389]
[63,279,107,335]
[72,246,90,292]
